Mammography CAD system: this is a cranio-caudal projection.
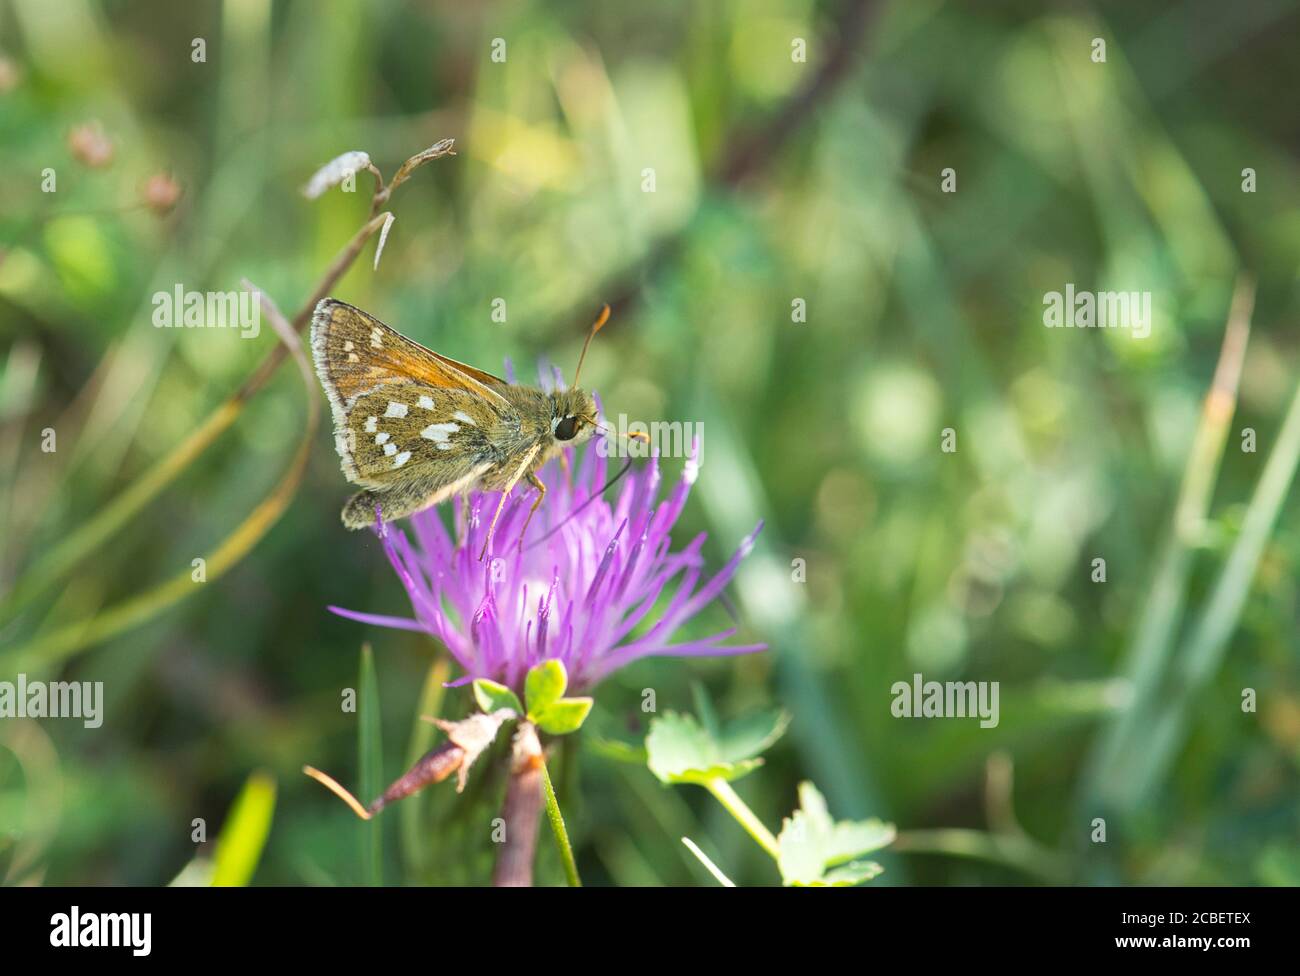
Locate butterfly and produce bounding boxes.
[310,298,608,557]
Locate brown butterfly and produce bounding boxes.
[310,299,609,557]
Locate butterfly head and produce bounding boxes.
[549,386,598,444]
[549,303,610,445]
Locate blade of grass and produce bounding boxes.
[681,836,736,887]
[211,770,277,887]
[1106,355,1300,809]
[399,655,450,880]
[358,643,383,886]
[1080,277,1254,817]
[892,829,1068,883]
[0,341,42,581]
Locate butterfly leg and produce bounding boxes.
[478,444,540,561]
[517,473,546,551]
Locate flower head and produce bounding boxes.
[67,121,114,168]
[141,172,182,216]
[330,440,765,693]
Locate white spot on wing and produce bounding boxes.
[364,416,378,433]
[453,410,476,425]
[418,395,435,410]
[393,450,411,468]
[375,432,390,445]
[420,422,459,442]
[385,401,408,418]
[383,442,397,456]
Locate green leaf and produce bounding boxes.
[473,678,522,716]
[645,711,776,785]
[211,770,277,887]
[525,659,567,719]
[534,697,593,735]
[776,781,895,887]
[716,709,792,761]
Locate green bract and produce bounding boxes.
[525,660,567,716]
[472,678,522,717]
[466,660,593,736]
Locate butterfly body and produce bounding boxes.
[311,299,597,534]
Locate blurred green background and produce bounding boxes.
[2,0,1298,886]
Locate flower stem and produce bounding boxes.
[704,778,780,861]
[491,723,544,887]
[539,751,582,887]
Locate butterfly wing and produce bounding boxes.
[311,299,512,409]
[310,299,514,492]
[340,384,502,487]
[337,383,502,528]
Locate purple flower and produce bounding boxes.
[329,441,766,693]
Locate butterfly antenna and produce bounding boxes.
[572,304,610,388]
[590,419,650,445]
[525,455,634,550]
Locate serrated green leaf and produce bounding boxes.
[794,779,832,832]
[825,819,896,866]
[646,711,713,780]
[777,781,895,886]
[645,711,766,784]
[473,678,522,716]
[525,660,567,719]
[716,708,791,762]
[535,697,593,735]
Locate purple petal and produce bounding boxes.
[327,606,426,632]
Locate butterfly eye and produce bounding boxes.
[554,415,580,441]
